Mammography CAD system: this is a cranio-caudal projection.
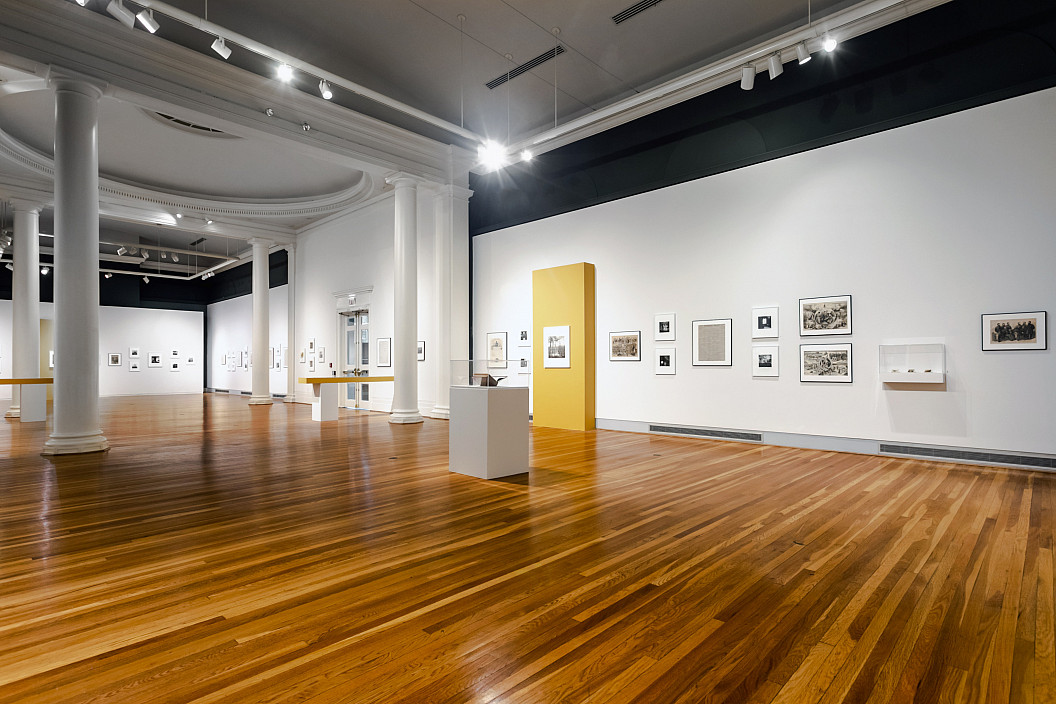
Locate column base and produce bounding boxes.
[42,432,109,456]
[389,409,424,424]
[248,396,274,405]
[284,395,298,404]
[429,405,450,420]
[4,407,20,419]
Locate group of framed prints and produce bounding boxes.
[370,338,425,369]
[106,347,195,373]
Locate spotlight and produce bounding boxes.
[41,266,50,275]
[142,250,150,260]
[116,246,127,256]
[740,65,756,90]
[264,108,275,117]
[129,247,138,255]
[823,35,838,52]
[74,0,89,5]
[477,140,508,172]
[4,263,12,271]
[520,149,533,162]
[768,53,784,80]
[302,122,311,132]
[276,63,294,82]
[211,36,232,60]
[206,220,214,225]
[105,0,136,29]
[171,253,179,263]
[796,42,812,65]
[176,213,182,219]
[136,8,159,33]
[160,252,168,260]
[104,272,113,278]
[143,276,150,283]
[318,80,333,100]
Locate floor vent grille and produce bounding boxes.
[613,0,666,24]
[880,444,1055,469]
[650,425,762,442]
[487,46,565,89]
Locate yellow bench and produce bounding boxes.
[0,377,53,422]
[298,376,394,421]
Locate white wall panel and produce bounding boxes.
[206,285,288,396]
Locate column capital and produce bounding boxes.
[384,172,429,189]
[8,199,44,214]
[284,242,296,254]
[434,184,474,202]
[248,237,274,248]
[47,67,107,100]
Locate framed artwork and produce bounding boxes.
[518,329,530,347]
[609,331,641,361]
[170,348,180,358]
[169,360,180,372]
[800,295,852,336]
[800,343,853,383]
[148,352,163,368]
[752,345,779,377]
[299,348,306,364]
[308,357,316,373]
[308,338,316,353]
[543,325,570,369]
[242,348,249,368]
[282,346,289,368]
[129,347,140,359]
[219,353,227,365]
[186,355,196,365]
[487,331,507,368]
[108,353,121,366]
[691,318,732,366]
[517,350,531,374]
[981,311,1047,351]
[129,360,141,372]
[417,341,426,361]
[654,313,676,341]
[49,350,54,369]
[655,347,676,375]
[318,346,325,363]
[377,338,392,367]
[752,306,779,338]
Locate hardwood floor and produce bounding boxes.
[0,394,1052,703]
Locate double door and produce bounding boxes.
[341,311,371,409]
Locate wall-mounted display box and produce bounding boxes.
[879,343,946,383]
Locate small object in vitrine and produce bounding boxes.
[906,369,916,373]
[923,369,932,373]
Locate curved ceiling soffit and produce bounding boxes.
[0,125,383,219]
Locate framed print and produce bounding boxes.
[691,318,732,366]
[108,353,121,366]
[308,357,316,373]
[170,360,180,372]
[518,329,530,347]
[219,353,227,365]
[282,346,289,368]
[242,348,249,368]
[129,360,141,372]
[170,348,180,358]
[752,345,779,377]
[654,313,676,341]
[377,338,392,367]
[148,352,163,368]
[487,332,507,368]
[800,295,852,336]
[129,347,140,359]
[609,331,641,361]
[299,348,306,364]
[982,311,1047,351]
[186,354,197,365]
[655,347,676,375]
[308,338,316,353]
[417,341,426,361]
[318,346,325,363]
[800,343,853,382]
[543,326,571,369]
[517,350,531,374]
[752,306,779,338]
[49,350,54,369]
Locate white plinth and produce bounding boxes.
[19,385,46,422]
[311,383,338,422]
[449,386,529,480]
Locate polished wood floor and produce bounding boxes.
[0,394,1052,703]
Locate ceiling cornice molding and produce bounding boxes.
[0,0,475,182]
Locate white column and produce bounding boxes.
[430,185,473,419]
[5,200,43,419]
[43,77,109,455]
[249,238,272,405]
[285,244,297,403]
[386,174,422,424]
[450,186,472,371]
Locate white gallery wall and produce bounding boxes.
[206,284,289,396]
[473,87,1056,456]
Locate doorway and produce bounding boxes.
[340,309,370,409]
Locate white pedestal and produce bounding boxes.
[449,386,529,480]
[19,385,46,422]
[310,383,338,421]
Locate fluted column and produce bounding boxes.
[249,238,272,405]
[43,77,108,455]
[5,200,43,419]
[386,174,422,424]
[285,244,297,403]
[430,185,473,419]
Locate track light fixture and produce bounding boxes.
[136,8,159,33]
[768,53,784,79]
[318,80,333,100]
[796,42,812,64]
[276,63,294,82]
[41,266,50,275]
[823,35,838,52]
[740,65,756,90]
[142,250,150,260]
[105,0,136,29]
[104,272,113,278]
[172,253,179,263]
[520,149,533,163]
[477,140,509,172]
[116,246,127,256]
[160,252,168,260]
[129,247,138,256]
[74,0,89,5]
[143,276,150,283]
[4,263,12,271]
[211,36,232,60]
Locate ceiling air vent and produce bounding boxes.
[486,46,566,89]
[612,0,666,24]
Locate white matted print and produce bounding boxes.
[518,329,530,347]
[752,345,779,377]
[377,338,392,367]
[608,331,641,361]
[129,360,141,372]
[169,360,180,372]
[417,341,426,362]
[800,295,852,336]
[517,350,531,374]
[654,313,676,341]
[691,319,732,366]
[655,347,676,375]
[129,347,140,359]
[752,306,779,338]
[148,352,163,368]
[107,353,121,366]
[981,311,1047,351]
[800,343,852,382]
[543,326,570,369]
[487,332,507,368]
[170,348,180,358]
[308,357,316,373]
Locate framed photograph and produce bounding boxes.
[377,338,392,368]
[487,331,507,368]
[752,345,779,377]
[655,313,676,341]
[981,311,1047,351]
[518,329,530,347]
[308,338,316,353]
[800,343,853,383]
[609,331,641,361]
[543,326,570,369]
[170,360,180,372]
[800,295,852,336]
[299,348,306,364]
[242,348,249,368]
[417,341,426,361]
[129,360,141,372]
[170,348,180,358]
[691,318,732,366]
[49,350,54,369]
[752,306,779,338]
[655,347,676,375]
[148,352,163,368]
[282,346,289,368]
[318,346,325,363]
[186,355,196,365]
[517,350,531,374]
[129,347,140,359]
[219,353,227,365]
[108,353,121,366]
[308,357,316,373]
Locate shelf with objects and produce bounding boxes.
[449,360,530,480]
[878,343,946,384]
